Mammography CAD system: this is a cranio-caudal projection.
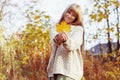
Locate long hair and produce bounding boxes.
[59,3,83,26]
[59,3,84,53]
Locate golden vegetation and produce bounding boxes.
[0,23,120,80]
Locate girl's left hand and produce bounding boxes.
[54,32,68,44]
[59,32,68,42]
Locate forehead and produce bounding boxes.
[66,9,78,16]
[67,8,76,12]
[67,8,77,14]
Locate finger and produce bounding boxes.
[61,33,66,39]
[61,32,67,38]
[54,36,58,41]
[62,34,66,42]
[56,35,62,42]
[55,34,60,41]
[58,37,63,42]
[55,34,59,38]
[57,34,64,42]
[63,32,68,38]
[53,38,57,43]
[55,36,60,42]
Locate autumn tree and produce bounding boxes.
[0,0,52,79]
[115,0,120,50]
[90,0,120,53]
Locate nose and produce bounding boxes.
[66,13,72,18]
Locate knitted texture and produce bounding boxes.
[47,26,83,80]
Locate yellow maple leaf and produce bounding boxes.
[56,21,71,32]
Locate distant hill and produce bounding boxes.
[90,42,120,54]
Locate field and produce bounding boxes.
[0,39,120,80]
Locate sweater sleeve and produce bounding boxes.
[63,27,83,51]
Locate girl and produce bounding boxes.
[47,3,84,80]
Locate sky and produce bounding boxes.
[0,0,119,50]
[0,0,90,35]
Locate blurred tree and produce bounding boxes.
[115,0,120,50]
[0,1,52,79]
[90,0,120,53]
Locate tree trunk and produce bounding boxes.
[116,5,120,50]
[104,1,112,53]
[106,18,112,53]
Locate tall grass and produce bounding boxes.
[83,50,120,80]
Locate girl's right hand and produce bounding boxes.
[53,32,68,45]
[53,34,62,45]
[60,32,68,42]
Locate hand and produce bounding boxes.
[54,32,68,44]
[53,34,61,45]
[59,32,68,42]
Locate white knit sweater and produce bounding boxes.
[47,25,83,80]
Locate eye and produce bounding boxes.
[68,10,77,17]
[72,12,77,17]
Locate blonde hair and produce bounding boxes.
[59,3,84,53]
[59,3,83,26]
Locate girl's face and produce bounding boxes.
[63,10,77,24]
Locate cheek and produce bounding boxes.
[71,16,76,21]
[68,16,76,23]
[63,13,76,23]
[64,13,69,18]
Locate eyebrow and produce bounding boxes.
[67,9,77,15]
